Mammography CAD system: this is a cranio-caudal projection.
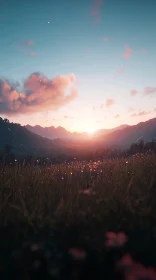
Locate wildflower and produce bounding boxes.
[79,188,95,195]
[125,263,156,280]
[105,232,128,248]
[116,253,133,271]
[68,248,87,260]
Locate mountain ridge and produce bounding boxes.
[26,124,129,140]
[0,117,156,157]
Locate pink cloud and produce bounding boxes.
[103,37,109,42]
[114,114,120,118]
[130,89,138,96]
[138,111,149,116]
[131,111,150,117]
[91,0,103,25]
[19,40,34,48]
[143,87,156,95]
[19,40,36,56]
[106,98,115,107]
[123,45,133,60]
[28,51,36,57]
[0,73,78,114]
[27,40,34,46]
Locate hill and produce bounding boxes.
[0,118,68,157]
[26,124,129,140]
[1,117,156,158]
[94,124,129,137]
[97,117,156,148]
[26,124,88,140]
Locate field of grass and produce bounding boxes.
[1,153,156,278]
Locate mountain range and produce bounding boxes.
[0,117,156,157]
[26,124,129,140]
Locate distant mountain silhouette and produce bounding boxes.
[0,118,68,157]
[94,124,129,137]
[26,124,87,139]
[26,124,129,140]
[96,117,156,148]
[0,117,156,157]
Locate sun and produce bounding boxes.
[87,129,95,135]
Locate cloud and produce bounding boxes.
[130,89,138,96]
[131,111,150,117]
[103,37,109,42]
[91,0,103,25]
[123,45,133,60]
[26,51,36,57]
[92,106,95,111]
[130,86,156,96]
[19,40,36,56]
[138,111,149,116]
[100,104,104,109]
[114,114,120,118]
[105,98,115,107]
[0,73,78,115]
[19,40,34,48]
[143,87,156,95]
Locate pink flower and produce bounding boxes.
[82,189,92,194]
[105,232,128,248]
[68,248,87,260]
[116,254,133,271]
[125,263,156,280]
[79,188,96,195]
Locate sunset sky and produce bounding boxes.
[0,0,156,133]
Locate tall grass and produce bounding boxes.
[0,154,156,247]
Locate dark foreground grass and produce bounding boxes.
[1,154,156,279]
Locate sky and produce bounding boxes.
[0,0,156,133]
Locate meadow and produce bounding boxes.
[1,153,156,278]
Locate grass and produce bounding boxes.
[1,153,156,278]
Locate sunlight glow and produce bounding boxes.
[87,129,95,135]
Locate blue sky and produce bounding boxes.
[0,0,156,132]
